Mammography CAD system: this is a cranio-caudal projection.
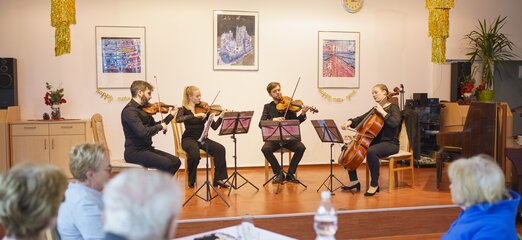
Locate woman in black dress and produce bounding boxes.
[176,86,229,188]
[340,84,401,196]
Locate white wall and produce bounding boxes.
[1,0,521,167]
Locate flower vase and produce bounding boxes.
[462,93,472,104]
[51,104,61,120]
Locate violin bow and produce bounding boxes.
[283,77,301,119]
[154,76,167,134]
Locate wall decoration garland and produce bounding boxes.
[318,88,357,102]
[426,0,454,64]
[96,89,130,103]
[51,0,76,56]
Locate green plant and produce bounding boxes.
[465,16,516,90]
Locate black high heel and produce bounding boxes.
[364,186,380,196]
[213,180,230,188]
[341,182,361,192]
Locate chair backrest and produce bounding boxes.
[398,121,411,152]
[171,121,184,157]
[90,113,109,149]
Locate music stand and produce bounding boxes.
[183,114,230,207]
[311,119,346,194]
[260,120,307,194]
[219,111,259,196]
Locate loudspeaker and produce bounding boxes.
[413,93,428,107]
[0,58,17,109]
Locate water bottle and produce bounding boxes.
[314,191,338,240]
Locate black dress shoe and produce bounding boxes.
[285,173,300,183]
[341,182,361,192]
[213,180,230,188]
[187,182,195,188]
[272,173,285,184]
[364,186,380,196]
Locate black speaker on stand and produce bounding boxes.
[0,58,18,109]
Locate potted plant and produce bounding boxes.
[465,16,516,101]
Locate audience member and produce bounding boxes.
[103,169,181,240]
[57,143,111,239]
[0,163,68,240]
[442,154,520,239]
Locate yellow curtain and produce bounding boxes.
[51,0,76,56]
[426,0,454,64]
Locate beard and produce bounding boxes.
[140,95,150,105]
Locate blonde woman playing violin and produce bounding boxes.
[340,83,401,196]
[259,82,309,184]
[176,86,229,188]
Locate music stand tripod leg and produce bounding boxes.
[316,135,345,194]
[183,141,230,207]
[225,135,259,196]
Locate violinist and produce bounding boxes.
[121,80,181,175]
[175,86,229,188]
[340,84,401,196]
[259,82,308,184]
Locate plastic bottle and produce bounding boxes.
[314,191,338,240]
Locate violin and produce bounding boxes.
[195,101,225,115]
[276,96,319,114]
[142,102,175,115]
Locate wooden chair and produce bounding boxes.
[365,121,415,192]
[90,113,143,172]
[171,121,215,187]
[264,148,297,182]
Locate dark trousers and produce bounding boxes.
[125,148,181,175]
[182,137,228,184]
[261,141,306,175]
[347,141,399,187]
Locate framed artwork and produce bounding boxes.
[318,31,360,88]
[213,10,259,71]
[95,26,146,89]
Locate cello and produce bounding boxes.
[337,87,400,170]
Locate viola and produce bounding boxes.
[276,96,319,114]
[195,101,225,115]
[142,102,175,115]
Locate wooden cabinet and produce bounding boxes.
[9,120,92,177]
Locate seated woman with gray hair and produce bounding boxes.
[57,143,111,240]
[103,169,181,240]
[0,163,68,240]
[442,154,520,239]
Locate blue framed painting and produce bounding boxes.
[96,26,147,89]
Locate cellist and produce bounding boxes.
[340,84,401,196]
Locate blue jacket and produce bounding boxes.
[442,190,520,240]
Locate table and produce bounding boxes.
[175,224,296,240]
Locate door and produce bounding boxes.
[11,136,50,166]
[50,134,86,178]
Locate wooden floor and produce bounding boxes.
[177,164,454,220]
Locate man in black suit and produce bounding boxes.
[121,80,181,175]
[259,82,309,184]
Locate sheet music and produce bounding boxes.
[198,114,215,143]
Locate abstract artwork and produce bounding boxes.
[96,26,146,89]
[214,10,258,71]
[318,31,360,88]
